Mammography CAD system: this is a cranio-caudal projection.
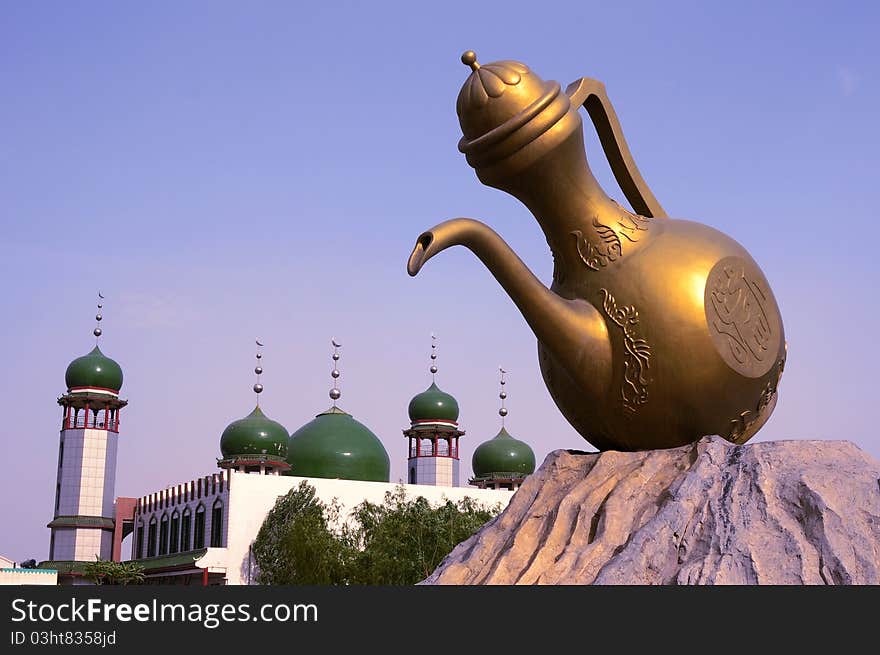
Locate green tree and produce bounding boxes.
[83,557,145,585]
[346,487,500,584]
[252,481,349,584]
[252,482,500,585]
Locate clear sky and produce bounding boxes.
[1,1,878,562]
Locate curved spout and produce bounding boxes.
[408,218,612,397]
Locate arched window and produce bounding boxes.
[147,516,158,557]
[180,507,192,552]
[135,521,145,559]
[169,510,180,554]
[194,505,206,549]
[210,499,223,548]
[159,513,169,555]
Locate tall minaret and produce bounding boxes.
[48,295,127,561]
[403,334,464,486]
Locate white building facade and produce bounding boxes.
[130,470,513,585]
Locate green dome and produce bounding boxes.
[65,345,124,392]
[408,382,460,422]
[220,405,289,459]
[286,406,390,482]
[472,427,536,478]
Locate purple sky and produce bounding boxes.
[2,2,878,562]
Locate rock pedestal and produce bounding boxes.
[422,436,880,584]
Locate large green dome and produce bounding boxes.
[408,382,460,422]
[220,405,288,459]
[286,407,390,482]
[472,427,536,478]
[65,345,124,392]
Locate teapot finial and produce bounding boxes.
[461,50,480,71]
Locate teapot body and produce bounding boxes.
[540,215,785,450]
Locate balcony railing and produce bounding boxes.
[409,446,457,458]
[470,472,527,481]
[63,416,119,432]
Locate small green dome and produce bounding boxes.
[220,405,289,459]
[286,406,390,482]
[408,382,459,422]
[472,427,536,478]
[65,345,124,392]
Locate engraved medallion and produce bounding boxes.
[705,256,781,378]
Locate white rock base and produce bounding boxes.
[423,437,880,584]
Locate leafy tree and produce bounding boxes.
[83,557,145,585]
[252,482,501,585]
[345,487,499,584]
[252,481,349,584]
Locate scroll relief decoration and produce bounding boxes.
[549,236,568,285]
[728,355,786,444]
[572,212,650,271]
[705,256,781,379]
[599,288,651,413]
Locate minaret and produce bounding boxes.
[49,295,127,561]
[218,340,290,475]
[403,335,464,486]
[469,368,536,490]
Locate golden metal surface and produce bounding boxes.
[408,52,786,451]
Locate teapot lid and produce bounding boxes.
[455,50,573,168]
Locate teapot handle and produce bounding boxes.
[567,78,667,219]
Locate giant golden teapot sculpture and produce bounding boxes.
[408,52,786,451]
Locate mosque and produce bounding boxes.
[36,309,536,585]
